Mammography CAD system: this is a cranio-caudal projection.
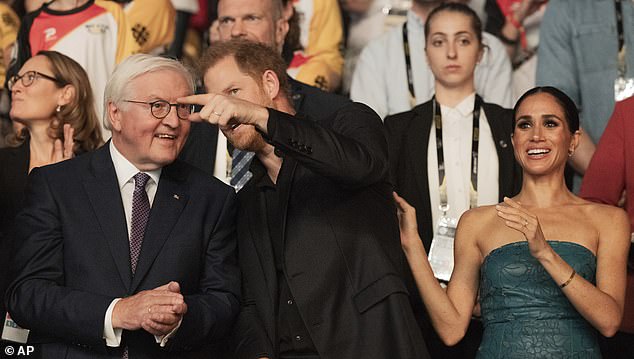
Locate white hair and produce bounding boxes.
[102,54,195,130]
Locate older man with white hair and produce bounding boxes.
[6,54,240,358]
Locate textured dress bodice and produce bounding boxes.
[478,241,600,358]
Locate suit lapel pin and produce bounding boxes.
[173,194,180,200]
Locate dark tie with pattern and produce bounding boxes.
[123,173,150,359]
[230,149,254,192]
[130,172,150,275]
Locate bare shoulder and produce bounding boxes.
[577,200,629,239]
[457,204,500,238]
[578,200,628,224]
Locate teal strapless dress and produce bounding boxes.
[477,241,600,358]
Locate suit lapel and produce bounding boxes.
[278,159,297,254]
[130,161,189,292]
[240,179,279,341]
[482,104,516,200]
[243,183,278,304]
[407,105,433,205]
[83,145,132,291]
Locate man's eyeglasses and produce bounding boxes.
[7,71,63,90]
[124,100,193,120]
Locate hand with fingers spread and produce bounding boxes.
[112,281,187,336]
[52,123,75,164]
[177,93,270,133]
[495,197,550,259]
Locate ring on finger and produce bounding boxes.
[523,220,528,227]
[213,111,222,116]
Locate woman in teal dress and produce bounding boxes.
[394,85,631,358]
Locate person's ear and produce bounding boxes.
[261,69,280,101]
[569,130,581,156]
[274,17,289,52]
[58,84,75,106]
[476,44,485,65]
[107,102,123,132]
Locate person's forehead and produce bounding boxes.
[218,0,274,15]
[21,55,51,72]
[128,70,190,97]
[204,57,252,86]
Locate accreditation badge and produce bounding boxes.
[2,312,29,343]
[428,215,458,282]
[615,76,634,102]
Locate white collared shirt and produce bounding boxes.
[103,142,168,347]
[109,142,161,230]
[427,93,499,228]
[351,9,512,119]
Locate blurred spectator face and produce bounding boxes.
[425,9,482,92]
[203,55,271,153]
[217,0,288,53]
[108,69,192,171]
[512,92,577,176]
[25,0,47,12]
[9,55,67,125]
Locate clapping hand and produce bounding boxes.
[112,281,187,337]
[393,192,425,253]
[496,197,550,259]
[52,123,74,163]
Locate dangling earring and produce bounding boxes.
[568,148,575,157]
[56,105,62,113]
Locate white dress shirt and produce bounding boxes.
[103,142,166,347]
[213,129,231,185]
[351,9,512,119]
[427,93,500,229]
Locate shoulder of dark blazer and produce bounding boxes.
[289,77,351,117]
[482,102,514,131]
[384,100,434,134]
[0,141,29,164]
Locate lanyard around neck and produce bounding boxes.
[433,95,483,213]
[402,21,416,108]
[616,0,628,75]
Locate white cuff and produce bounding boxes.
[103,298,123,347]
[154,317,183,347]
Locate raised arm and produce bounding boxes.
[394,193,481,345]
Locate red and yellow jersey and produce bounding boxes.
[20,0,137,140]
[287,0,343,92]
[124,0,175,54]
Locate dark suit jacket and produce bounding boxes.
[384,100,521,342]
[385,100,522,251]
[0,141,29,318]
[5,144,241,358]
[230,103,430,359]
[178,77,350,175]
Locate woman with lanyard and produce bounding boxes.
[385,3,520,358]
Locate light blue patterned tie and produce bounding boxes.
[230,149,254,192]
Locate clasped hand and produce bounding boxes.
[112,281,187,336]
[177,93,270,132]
[496,197,551,259]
